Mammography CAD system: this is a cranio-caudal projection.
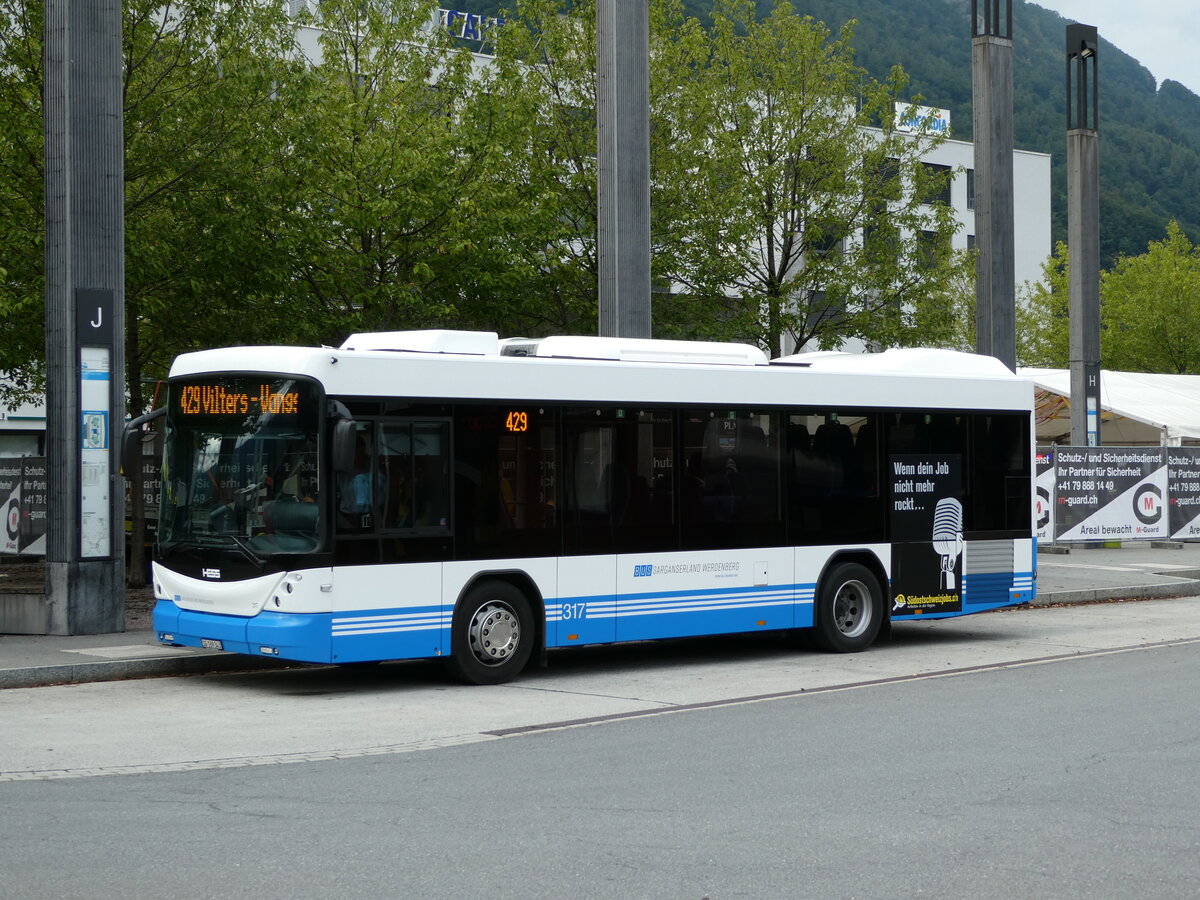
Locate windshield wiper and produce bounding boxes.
[190,532,266,569]
[223,533,266,568]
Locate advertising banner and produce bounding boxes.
[889,453,963,615]
[0,460,21,553]
[0,458,47,555]
[1054,447,1168,542]
[1168,448,1200,540]
[19,458,47,555]
[1035,446,1055,541]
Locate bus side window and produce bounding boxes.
[682,410,782,550]
[378,421,451,532]
[454,406,556,558]
[336,422,375,532]
[790,410,883,545]
[412,422,450,529]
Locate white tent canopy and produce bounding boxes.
[1021,368,1200,446]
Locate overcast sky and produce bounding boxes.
[1029,0,1200,96]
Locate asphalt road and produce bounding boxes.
[3,598,1200,898]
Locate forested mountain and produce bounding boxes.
[466,0,1200,265]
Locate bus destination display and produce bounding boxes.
[177,383,301,417]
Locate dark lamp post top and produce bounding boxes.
[1066,23,1099,131]
[1067,23,1098,59]
[972,0,1012,39]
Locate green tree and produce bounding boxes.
[0,0,49,405]
[1,0,307,583]
[1016,241,1070,368]
[486,0,701,336]
[0,0,303,399]
[658,0,970,356]
[1101,220,1200,374]
[264,0,528,341]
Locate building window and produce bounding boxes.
[919,163,952,207]
[966,168,975,210]
[918,230,949,269]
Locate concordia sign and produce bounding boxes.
[435,7,504,43]
[894,103,951,136]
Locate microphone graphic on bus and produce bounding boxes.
[931,497,963,589]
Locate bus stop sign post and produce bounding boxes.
[77,289,114,560]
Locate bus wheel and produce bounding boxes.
[447,581,535,685]
[813,562,883,653]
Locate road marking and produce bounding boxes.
[1039,561,1199,573]
[487,636,1200,737]
[1039,563,1143,572]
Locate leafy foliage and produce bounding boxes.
[0,0,48,404]
[1019,223,1200,375]
[1100,221,1200,374]
[0,0,306,409]
[1016,241,1070,368]
[263,0,533,342]
[467,0,1200,265]
[656,0,970,355]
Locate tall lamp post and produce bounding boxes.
[596,0,651,338]
[1067,24,1100,447]
[971,0,1016,371]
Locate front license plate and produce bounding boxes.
[201,638,223,650]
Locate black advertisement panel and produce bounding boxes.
[1036,447,1055,541]
[1168,448,1200,540]
[889,453,963,615]
[19,458,47,554]
[0,460,20,553]
[1054,447,1167,541]
[0,458,47,555]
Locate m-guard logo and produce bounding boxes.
[1036,487,1051,530]
[1133,483,1163,525]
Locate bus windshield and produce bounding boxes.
[159,377,322,557]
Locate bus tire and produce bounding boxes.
[446,580,535,685]
[813,562,883,653]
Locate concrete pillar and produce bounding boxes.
[1066,24,1100,447]
[596,0,651,338]
[971,0,1016,371]
[44,0,126,633]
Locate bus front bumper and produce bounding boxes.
[153,599,334,664]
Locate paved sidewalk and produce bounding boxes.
[3,541,1200,690]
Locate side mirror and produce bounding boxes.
[332,419,358,473]
[121,407,166,476]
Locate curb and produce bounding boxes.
[0,652,301,690]
[1031,579,1200,607]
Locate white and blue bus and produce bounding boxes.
[130,330,1035,684]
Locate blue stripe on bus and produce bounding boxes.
[547,583,816,645]
[329,606,450,663]
[547,583,813,619]
[963,570,1035,607]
